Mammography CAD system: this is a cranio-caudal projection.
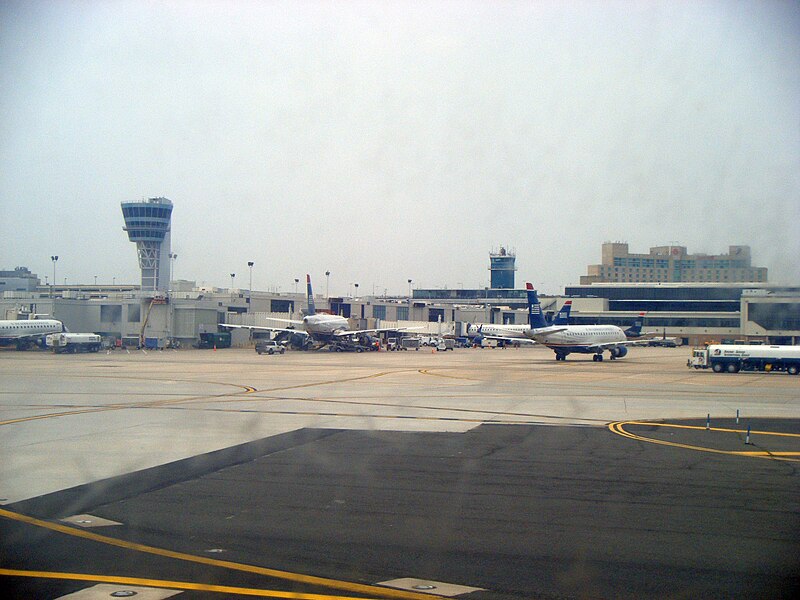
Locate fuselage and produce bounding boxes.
[302,313,350,337]
[467,323,530,339]
[525,325,627,353]
[0,319,65,345]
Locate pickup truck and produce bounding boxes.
[255,340,286,355]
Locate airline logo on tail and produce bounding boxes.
[624,312,647,338]
[553,300,572,326]
[306,274,316,316]
[526,283,548,329]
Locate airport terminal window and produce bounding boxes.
[101,305,122,323]
[396,306,408,320]
[428,308,444,323]
[748,303,800,330]
[608,300,741,312]
[372,305,386,319]
[127,304,140,322]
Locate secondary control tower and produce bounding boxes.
[489,247,516,289]
[121,197,173,292]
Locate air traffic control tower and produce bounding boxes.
[121,197,173,292]
[489,247,517,289]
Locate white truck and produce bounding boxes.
[47,333,102,354]
[689,344,800,375]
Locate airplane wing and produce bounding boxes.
[264,317,305,326]
[476,333,536,345]
[587,339,648,350]
[529,326,569,337]
[0,332,46,342]
[333,326,422,337]
[221,324,309,338]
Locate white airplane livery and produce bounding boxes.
[522,284,635,362]
[0,318,65,350]
[467,300,572,345]
[224,274,414,349]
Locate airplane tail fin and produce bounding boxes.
[624,312,646,337]
[526,282,548,329]
[552,300,572,325]
[306,274,316,316]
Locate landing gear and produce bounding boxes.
[592,353,604,362]
[554,352,567,361]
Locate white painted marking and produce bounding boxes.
[55,583,181,599]
[60,514,122,528]
[378,578,484,597]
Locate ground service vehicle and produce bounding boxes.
[689,344,800,374]
[255,340,285,355]
[400,337,420,350]
[47,333,102,353]
[196,332,231,349]
[436,338,455,351]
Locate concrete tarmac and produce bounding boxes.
[1,346,799,599]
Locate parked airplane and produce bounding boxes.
[622,312,649,339]
[467,300,572,346]
[523,284,637,361]
[223,274,414,350]
[0,318,65,350]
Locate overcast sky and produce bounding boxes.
[1,1,798,296]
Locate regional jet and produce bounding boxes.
[523,284,637,361]
[223,274,415,350]
[0,318,65,350]
[467,300,571,346]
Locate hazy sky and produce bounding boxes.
[2,1,799,295]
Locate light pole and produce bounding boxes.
[354,283,359,297]
[230,273,235,299]
[247,261,254,308]
[94,275,97,286]
[169,252,177,290]
[51,255,58,298]
[407,279,412,321]
[294,278,299,295]
[325,271,330,298]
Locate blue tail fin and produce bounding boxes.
[526,283,548,328]
[552,300,572,325]
[624,312,645,337]
[306,274,316,316]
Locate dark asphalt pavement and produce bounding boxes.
[3,420,800,599]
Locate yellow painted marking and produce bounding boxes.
[615,420,800,438]
[0,568,383,599]
[608,421,800,463]
[0,384,257,427]
[0,508,442,600]
[418,369,480,381]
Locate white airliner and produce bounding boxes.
[224,274,415,350]
[467,300,572,345]
[0,318,65,350]
[522,284,637,361]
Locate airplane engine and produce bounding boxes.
[615,346,628,358]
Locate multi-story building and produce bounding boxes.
[0,267,40,293]
[581,243,768,285]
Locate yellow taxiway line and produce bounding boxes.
[608,421,800,462]
[0,508,442,600]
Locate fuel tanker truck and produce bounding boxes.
[689,344,800,375]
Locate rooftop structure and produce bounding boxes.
[121,197,173,292]
[0,267,40,292]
